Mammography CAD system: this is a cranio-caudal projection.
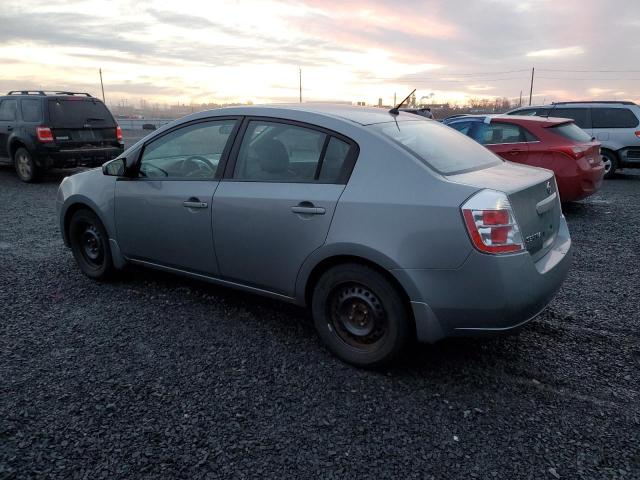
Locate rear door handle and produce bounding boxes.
[7,125,13,131]
[183,198,208,209]
[291,204,326,215]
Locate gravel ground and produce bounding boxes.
[1,165,639,479]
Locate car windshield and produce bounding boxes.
[371,120,501,175]
[48,98,115,128]
[549,122,593,143]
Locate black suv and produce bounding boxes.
[0,91,124,182]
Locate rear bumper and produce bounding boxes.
[618,147,640,167]
[556,158,604,202]
[34,145,123,169]
[393,216,572,343]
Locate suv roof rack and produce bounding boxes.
[7,90,93,97]
[551,100,636,106]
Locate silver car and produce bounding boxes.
[57,105,572,367]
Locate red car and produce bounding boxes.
[445,115,604,201]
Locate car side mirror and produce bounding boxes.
[591,136,596,142]
[103,157,126,176]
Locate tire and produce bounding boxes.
[311,263,412,368]
[68,209,114,279]
[601,150,618,179]
[14,147,40,183]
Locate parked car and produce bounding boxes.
[0,91,123,182]
[57,105,572,367]
[507,101,640,178]
[443,115,604,202]
[400,107,434,119]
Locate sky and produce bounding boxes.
[1,0,639,107]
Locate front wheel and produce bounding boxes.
[601,150,618,179]
[14,147,40,183]
[311,263,412,368]
[68,209,114,279]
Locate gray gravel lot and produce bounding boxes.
[0,165,639,479]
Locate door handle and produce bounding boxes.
[7,125,13,131]
[508,149,524,155]
[183,198,208,209]
[291,202,326,215]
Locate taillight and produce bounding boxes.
[116,126,123,143]
[36,127,54,143]
[461,190,524,254]
[635,131,640,138]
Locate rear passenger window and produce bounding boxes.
[318,137,350,182]
[21,99,42,122]
[591,108,639,128]
[474,123,528,144]
[551,108,591,129]
[0,99,17,121]
[234,121,353,183]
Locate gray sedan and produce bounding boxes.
[56,105,572,367]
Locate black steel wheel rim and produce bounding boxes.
[79,223,104,266]
[328,283,388,350]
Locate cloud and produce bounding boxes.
[526,46,585,57]
[1,0,639,104]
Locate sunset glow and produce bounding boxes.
[1,0,639,107]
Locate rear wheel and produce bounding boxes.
[601,150,618,179]
[68,209,114,279]
[14,147,40,183]
[311,263,411,368]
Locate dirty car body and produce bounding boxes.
[57,105,572,366]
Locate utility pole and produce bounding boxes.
[393,92,396,106]
[299,67,302,103]
[528,67,535,106]
[99,68,105,103]
[519,90,522,107]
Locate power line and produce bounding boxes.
[538,68,640,73]
[537,76,640,81]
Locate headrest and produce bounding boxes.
[258,139,289,174]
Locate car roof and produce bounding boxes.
[511,101,637,110]
[189,103,422,126]
[448,114,572,126]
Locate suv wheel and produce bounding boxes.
[14,147,40,183]
[601,150,618,179]
[311,263,411,368]
[68,209,114,279]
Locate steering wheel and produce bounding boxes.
[182,155,216,177]
[139,163,169,177]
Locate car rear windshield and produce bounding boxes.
[371,120,501,175]
[48,98,115,128]
[548,122,593,143]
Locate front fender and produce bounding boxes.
[57,170,117,246]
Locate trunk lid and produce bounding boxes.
[448,162,561,261]
[47,98,118,148]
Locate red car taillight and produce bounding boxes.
[635,131,640,138]
[116,126,123,143]
[36,127,54,143]
[461,190,524,254]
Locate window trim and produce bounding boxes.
[130,116,242,182]
[222,116,360,185]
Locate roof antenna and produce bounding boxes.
[389,89,416,115]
